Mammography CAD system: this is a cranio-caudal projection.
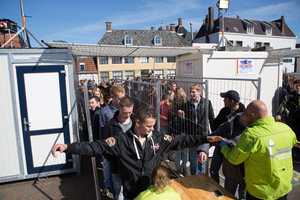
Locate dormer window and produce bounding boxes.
[261,21,273,36]
[125,35,133,45]
[247,25,254,34]
[242,19,256,35]
[154,35,162,45]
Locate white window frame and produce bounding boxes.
[154,35,162,45]
[154,57,163,63]
[124,57,134,64]
[99,56,108,65]
[125,35,133,45]
[154,69,163,78]
[125,71,135,80]
[266,27,272,36]
[112,71,123,80]
[112,56,122,64]
[140,57,149,63]
[79,61,85,71]
[247,25,254,34]
[100,72,109,82]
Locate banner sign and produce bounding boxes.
[237,59,254,75]
[184,61,193,76]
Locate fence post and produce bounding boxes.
[83,83,101,200]
[204,79,210,175]
[257,77,262,100]
[156,81,161,132]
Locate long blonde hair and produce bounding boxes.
[151,165,171,192]
[163,90,174,106]
[92,88,104,105]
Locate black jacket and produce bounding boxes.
[183,96,215,136]
[67,129,209,199]
[102,110,135,174]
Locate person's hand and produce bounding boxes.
[198,152,207,164]
[295,141,300,149]
[52,144,68,158]
[275,115,281,122]
[207,136,227,143]
[220,141,228,148]
[177,110,185,119]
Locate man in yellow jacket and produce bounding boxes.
[221,100,299,200]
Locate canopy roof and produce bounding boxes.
[43,41,200,57]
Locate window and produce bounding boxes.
[255,42,262,48]
[227,40,234,46]
[247,25,254,34]
[140,57,149,63]
[236,41,243,47]
[283,59,292,63]
[233,27,239,32]
[79,62,85,71]
[154,70,163,78]
[154,57,163,63]
[125,35,133,45]
[167,69,176,77]
[266,27,272,36]
[264,42,270,47]
[99,56,108,64]
[124,57,134,64]
[112,71,122,80]
[112,56,122,64]
[125,71,134,80]
[100,72,109,83]
[154,36,162,45]
[167,57,176,63]
[141,69,149,76]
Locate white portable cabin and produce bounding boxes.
[0,49,79,183]
[176,49,296,116]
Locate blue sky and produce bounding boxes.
[1,0,300,47]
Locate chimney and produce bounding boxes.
[208,7,214,34]
[190,22,193,43]
[205,15,209,43]
[236,15,240,19]
[170,24,175,33]
[105,22,112,32]
[166,25,170,31]
[281,16,285,34]
[151,27,155,30]
[178,18,182,26]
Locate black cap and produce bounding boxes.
[294,79,300,84]
[220,90,240,102]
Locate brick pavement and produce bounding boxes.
[1,156,300,199]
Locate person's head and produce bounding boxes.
[118,97,134,121]
[89,96,100,111]
[110,84,125,108]
[151,165,171,192]
[189,83,202,100]
[92,88,104,104]
[220,90,240,108]
[289,77,298,91]
[88,86,93,94]
[164,90,174,104]
[294,79,300,93]
[173,88,187,106]
[241,100,268,127]
[80,79,85,85]
[171,82,177,92]
[135,106,157,136]
[104,92,112,106]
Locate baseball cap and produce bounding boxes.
[220,90,240,102]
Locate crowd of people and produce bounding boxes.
[52,75,300,200]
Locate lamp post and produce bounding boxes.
[216,0,230,48]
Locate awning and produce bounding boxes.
[43,41,200,57]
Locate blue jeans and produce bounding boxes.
[174,148,188,171]
[102,156,112,189]
[189,147,206,175]
[111,173,124,200]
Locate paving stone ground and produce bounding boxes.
[1,156,300,200]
